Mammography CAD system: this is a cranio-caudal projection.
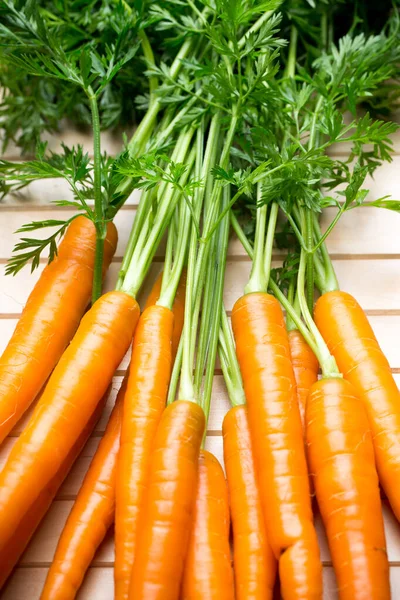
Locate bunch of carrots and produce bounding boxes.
[1,1,400,599]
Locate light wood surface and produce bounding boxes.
[1,127,400,598]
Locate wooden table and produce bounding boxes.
[1,126,400,598]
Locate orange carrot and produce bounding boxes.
[0,291,139,588]
[41,272,186,600]
[181,449,234,600]
[232,292,322,599]
[129,400,205,600]
[306,377,390,599]
[314,291,400,521]
[288,329,319,429]
[144,269,187,361]
[0,216,117,444]
[115,305,174,599]
[40,379,125,600]
[223,404,277,600]
[2,390,106,590]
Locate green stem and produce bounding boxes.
[128,39,193,156]
[297,246,340,378]
[158,199,191,310]
[245,187,268,294]
[285,25,298,78]
[139,30,157,99]
[313,250,327,294]
[176,114,237,403]
[264,201,278,284]
[179,119,219,401]
[312,214,339,293]
[163,215,175,281]
[201,186,231,425]
[285,277,296,331]
[116,187,154,289]
[230,211,254,257]
[305,208,314,314]
[194,228,218,400]
[148,94,200,152]
[121,128,195,297]
[87,87,104,304]
[269,278,321,362]
[308,95,324,151]
[312,204,345,253]
[92,236,104,304]
[193,112,238,295]
[219,306,245,407]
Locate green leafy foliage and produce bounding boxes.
[0,0,147,152]
[5,216,78,275]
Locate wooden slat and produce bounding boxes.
[2,204,400,261]
[3,259,400,315]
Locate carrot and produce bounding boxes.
[223,404,277,600]
[1,387,106,589]
[114,269,187,599]
[0,216,117,444]
[314,290,400,521]
[0,290,139,588]
[41,271,186,600]
[288,329,319,429]
[306,377,390,599]
[181,449,234,600]
[232,292,322,599]
[144,269,187,361]
[40,379,126,600]
[115,304,174,599]
[129,400,205,600]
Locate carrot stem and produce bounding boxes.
[121,128,196,297]
[264,201,278,284]
[158,192,191,310]
[305,208,314,314]
[116,188,155,289]
[297,243,340,378]
[230,211,253,258]
[179,116,222,401]
[245,188,267,294]
[312,213,339,293]
[128,39,193,156]
[219,307,245,407]
[139,30,158,100]
[87,87,105,304]
[285,25,298,79]
[201,186,230,422]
